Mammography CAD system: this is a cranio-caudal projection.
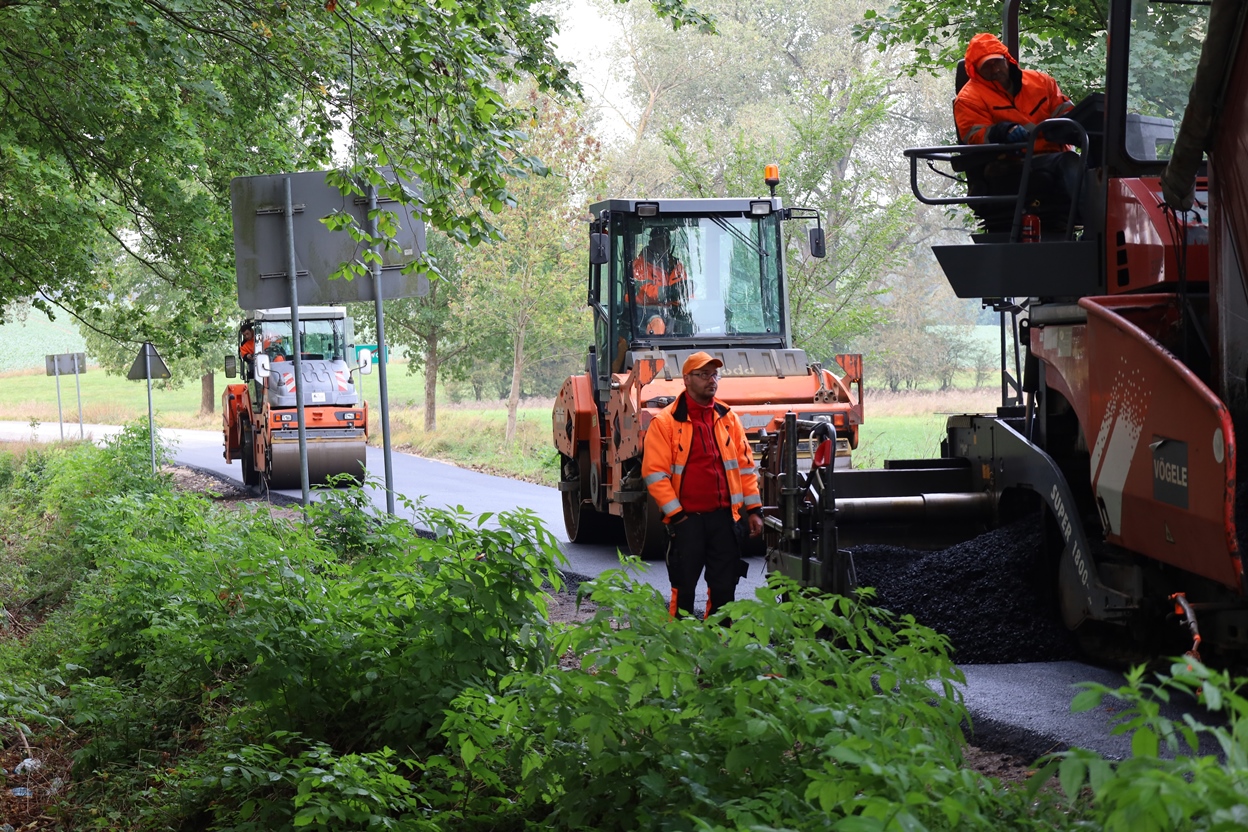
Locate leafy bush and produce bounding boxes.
[11,431,1248,831]
[432,574,1059,830]
[1033,660,1248,831]
[55,474,564,828]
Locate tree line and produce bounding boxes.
[2,0,1110,433]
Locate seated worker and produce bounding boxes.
[263,333,290,361]
[239,324,256,379]
[632,227,693,335]
[954,33,1082,229]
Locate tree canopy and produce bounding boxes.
[0,0,704,365]
[855,0,1108,100]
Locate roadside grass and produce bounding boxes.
[0,364,1006,484]
[853,388,1001,468]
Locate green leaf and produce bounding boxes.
[1058,756,1087,799]
[1071,686,1106,713]
[1132,727,1160,758]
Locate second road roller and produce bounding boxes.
[221,306,372,489]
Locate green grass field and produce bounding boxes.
[0,310,1004,485]
[0,307,89,373]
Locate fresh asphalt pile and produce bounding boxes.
[853,517,1082,664]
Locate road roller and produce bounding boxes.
[221,306,372,489]
[553,168,864,559]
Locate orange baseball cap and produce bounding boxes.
[682,351,723,375]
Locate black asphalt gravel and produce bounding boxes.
[853,517,1082,664]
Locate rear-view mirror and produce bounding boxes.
[225,355,237,378]
[358,349,374,375]
[809,227,826,259]
[589,232,609,265]
[254,354,271,380]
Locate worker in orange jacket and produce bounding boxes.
[956,33,1073,151]
[239,324,256,379]
[632,227,693,336]
[955,33,1081,226]
[642,351,763,620]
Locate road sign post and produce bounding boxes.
[369,184,396,515]
[45,353,87,440]
[127,343,171,473]
[283,177,312,506]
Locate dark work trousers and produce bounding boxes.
[667,508,743,620]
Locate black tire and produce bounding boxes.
[623,495,669,561]
[241,425,260,487]
[562,450,621,544]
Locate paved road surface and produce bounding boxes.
[0,420,1212,762]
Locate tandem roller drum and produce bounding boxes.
[267,434,367,489]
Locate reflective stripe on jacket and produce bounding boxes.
[641,393,761,523]
[955,33,1073,154]
[632,255,689,307]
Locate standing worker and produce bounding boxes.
[642,351,764,620]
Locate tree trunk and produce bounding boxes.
[200,372,215,416]
[423,334,439,432]
[505,326,525,444]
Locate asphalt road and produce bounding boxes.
[0,420,1217,763]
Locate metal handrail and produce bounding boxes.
[903,117,1090,242]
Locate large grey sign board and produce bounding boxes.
[45,353,87,376]
[230,170,429,309]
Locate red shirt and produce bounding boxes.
[679,396,730,513]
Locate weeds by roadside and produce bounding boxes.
[3,426,1247,830]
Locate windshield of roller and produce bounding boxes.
[258,318,347,361]
[613,213,784,341]
[1125,0,1210,162]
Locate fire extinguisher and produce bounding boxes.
[1022,213,1041,243]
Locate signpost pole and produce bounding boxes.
[73,353,84,439]
[284,177,311,506]
[369,184,396,515]
[54,362,64,440]
[145,343,156,473]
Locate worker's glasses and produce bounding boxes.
[688,370,719,379]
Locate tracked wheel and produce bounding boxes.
[623,495,669,561]
[266,437,367,489]
[562,451,621,544]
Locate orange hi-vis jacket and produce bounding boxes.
[632,253,689,307]
[955,33,1073,155]
[642,393,762,524]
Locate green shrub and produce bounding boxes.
[433,574,1060,831]
[1033,659,1248,831]
[56,477,565,829]
[14,425,1248,832]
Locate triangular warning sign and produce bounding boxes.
[127,342,172,380]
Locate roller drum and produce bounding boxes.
[267,435,366,489]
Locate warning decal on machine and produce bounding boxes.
[1151,436,1188,509]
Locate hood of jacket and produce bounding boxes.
[965,32,1017,82]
